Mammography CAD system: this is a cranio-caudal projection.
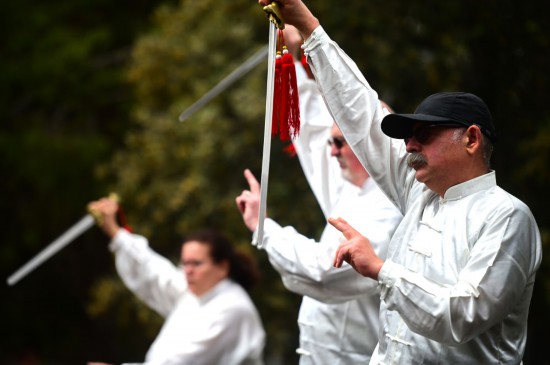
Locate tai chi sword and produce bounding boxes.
[6,194,119,286]
[255,2,285,248]
[7,214,96,286]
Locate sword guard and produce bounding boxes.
[264,2,285,29]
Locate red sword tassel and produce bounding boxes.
[271,29,300,141]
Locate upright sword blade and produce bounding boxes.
[7,214,96,286]
[255,22,278,248]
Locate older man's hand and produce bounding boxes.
[330,217,384,279]
[257,0,320,40]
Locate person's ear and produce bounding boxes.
[464,125,482,154]
[219,260,230,278]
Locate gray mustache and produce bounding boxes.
[407,153,427,167]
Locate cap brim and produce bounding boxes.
[381,113,455,139]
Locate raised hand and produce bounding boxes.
[235,169,262,232]
[87,197,120,238]
[330,217,383,279]
[257,0,320,40]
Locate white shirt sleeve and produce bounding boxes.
[262,185,402,304]
[303,26,413,211]
[261,218,367,303]
[109,229,187,318]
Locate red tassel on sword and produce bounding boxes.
[272,29,300,141]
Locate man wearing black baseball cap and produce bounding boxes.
[259,0,543,364]
[381,91,497,144]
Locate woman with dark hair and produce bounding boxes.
[87,197,265,365]
[183,230,260,293]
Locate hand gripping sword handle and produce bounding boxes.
[263,2,285,29]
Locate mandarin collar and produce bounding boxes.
[442,170,496,202]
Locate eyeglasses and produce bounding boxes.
[404,123,465,145]
[327,136,347,149]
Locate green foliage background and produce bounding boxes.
[1,0,549,364]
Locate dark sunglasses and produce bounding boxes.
[327,136,347,149]
[404,123,465,145]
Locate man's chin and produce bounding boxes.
[414,168,428,183]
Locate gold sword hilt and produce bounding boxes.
[263,1,285,29]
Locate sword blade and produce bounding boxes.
[255,23,278,248]
[7,214,96,286]
[179,45,269,122]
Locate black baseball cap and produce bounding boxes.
[381,92,496,143]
